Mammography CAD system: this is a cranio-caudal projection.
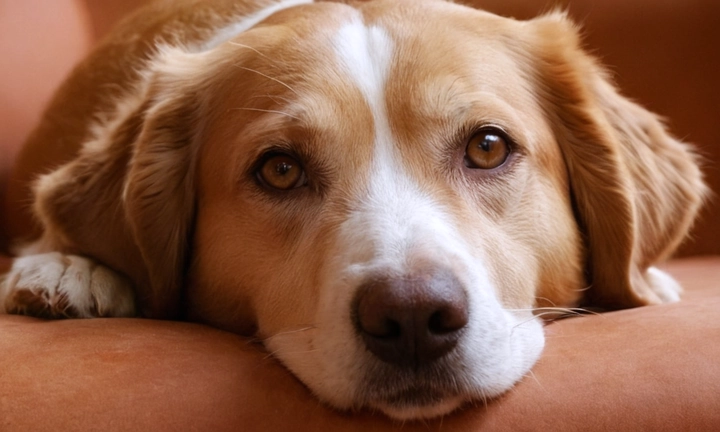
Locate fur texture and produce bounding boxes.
[0,0,706,420]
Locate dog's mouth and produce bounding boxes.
[363,383,468,420]
[356,359,475,420]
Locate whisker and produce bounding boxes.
[246,325,316,345]
[249,93,294,105]
[536,306,591,315]
[244,337,264,346]
[534,296,559,307]
[262,348,320,360]
[538,306,602,317]
[510,315,541,334]
[266,325,317,338]
[573,283,593,293]
[231,107,301,120]
[524,369,549,395]
[509,306,601,319]
[233,64,298,95]
[262,348,280,360]
[227,42,273,62]
[531,311,571,320]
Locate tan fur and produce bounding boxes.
[527,13,707,307]
[1,0,706,420]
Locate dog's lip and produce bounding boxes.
[364,385,468,420]
[358,363,473,418]
[373,384,453,407]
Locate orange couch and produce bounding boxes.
[1,1,719,430]
[1,256,719,431]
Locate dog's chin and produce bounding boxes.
[357,366,474,420]
[370,393,467,421]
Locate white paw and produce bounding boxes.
[646,266,682,303]
[0,253,137,318]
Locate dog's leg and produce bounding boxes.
[0,253,136,318]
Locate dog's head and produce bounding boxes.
[52,0,705,420]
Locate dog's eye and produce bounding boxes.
[257,153,307,190]
[464,129,510,170]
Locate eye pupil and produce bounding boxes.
[275,161,293,175]
[479,135,497,152]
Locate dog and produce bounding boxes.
[0,0,706,420]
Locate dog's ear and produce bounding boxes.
[526,13,706,307]
[122,48,215,318]
[31,47,210,319]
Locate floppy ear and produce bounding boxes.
[31,47,209,318]
[122,74,200,319]
[526,14,706,308]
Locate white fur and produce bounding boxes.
[263,16,545,419]
[647,266,682,303]
[331,19,394,129]
[3,0,687,422]
[0,252,136,317]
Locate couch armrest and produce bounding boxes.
[1,258,719,431]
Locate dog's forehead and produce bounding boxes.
[281,1,529,97]
[208,0,545,186]
[267,1,534,134]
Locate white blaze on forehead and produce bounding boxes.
[332,18,394,160]
[292,16,543,417]
[330,17,468,270]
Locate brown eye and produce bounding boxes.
[257,153,307,190]
[464,129,511,169]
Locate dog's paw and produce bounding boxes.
[0,253,137,318]
[645,266,682,303]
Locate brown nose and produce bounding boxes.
[353,269,469,368]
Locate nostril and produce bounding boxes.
[382,319,401,339]
[428,311,446,334]
[363,317,401,339]
[428,305,469,334]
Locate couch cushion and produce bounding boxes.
[0,257,718,431]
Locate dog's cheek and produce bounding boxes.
[185,250,259,335]
[477,232,539,309]
[532,189,586,308]
[184,201,277,335]
[459,183,571,311]
[250,213,333,339]
[495,162,585,309]
[191,204,327,339]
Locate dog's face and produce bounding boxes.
[28,0,704,421]
[184,1,584,418]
